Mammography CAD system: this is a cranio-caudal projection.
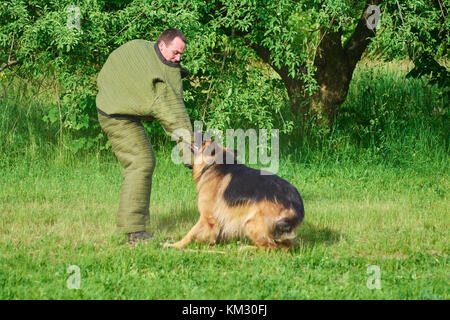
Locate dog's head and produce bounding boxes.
[191,139,238,181]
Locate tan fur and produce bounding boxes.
[164,140,300,250]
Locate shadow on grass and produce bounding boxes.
[152,205,198,234]
[153,208,342,253]
[295,221,342,248]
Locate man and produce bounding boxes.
[96,28,193,244]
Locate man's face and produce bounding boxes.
[158,36,185,63]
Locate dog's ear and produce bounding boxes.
[184,163,193,169]
[223,147,238,164]
[202,139,214,147]
[189,144,199,153]
[210,140,219,156]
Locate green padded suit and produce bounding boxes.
[96,39,193,234]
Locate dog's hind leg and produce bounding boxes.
[195,215,221,245]
[244,216,278,250]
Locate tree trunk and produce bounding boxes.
[311,2,379,128]
[253,1,379,129]
[251,44,308,116]
[311,27,351,128]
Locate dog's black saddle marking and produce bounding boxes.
[217,164,305,219]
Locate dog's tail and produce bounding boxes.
[272,202,304,239]
[273,215,300,239]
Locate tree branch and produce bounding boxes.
[0,60,19,72]
[1,33,19,73]
[344,1,380,69]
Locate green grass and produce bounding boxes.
[0,152,448,299]
[0,60,449,299]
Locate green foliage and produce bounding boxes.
[196,43,295,133]
[2,59,447,173]
[1,0,298,151]
[406,52,450,91]
[368,0,449,87]
[0,0,448,154]
[269,61,448,168]
[337,62,448,164]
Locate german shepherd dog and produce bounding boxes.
[164,139,305,250]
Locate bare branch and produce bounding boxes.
[0,60,19,72]
[344,1,380,69]
[8,33,15,63]
[1,34,19,73]
[436,0,446,17]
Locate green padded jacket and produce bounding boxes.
[96,39,193,139]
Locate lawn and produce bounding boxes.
[1,59,448,300]
[0,150,448,299]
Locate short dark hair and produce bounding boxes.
[157,28,186,45]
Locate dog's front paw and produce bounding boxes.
[162,241,184,249]
[238,245,258,251]
[162,242,175,248]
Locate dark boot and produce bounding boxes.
[127,231,153,244]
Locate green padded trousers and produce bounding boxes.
[98,112,155,234]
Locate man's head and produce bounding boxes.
[157,28,186,63]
